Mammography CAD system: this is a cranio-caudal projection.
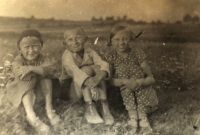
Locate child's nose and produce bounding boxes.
[28,47,34,53]
[119,39,125,45]
[74,38,79,43]
[71,38,78,44]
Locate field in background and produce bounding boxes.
[1,23,200,135]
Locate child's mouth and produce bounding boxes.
[28,54,36,57]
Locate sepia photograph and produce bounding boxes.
[0,0,200,134]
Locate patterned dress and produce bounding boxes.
[5,54,61,108]
[104,48,158,113]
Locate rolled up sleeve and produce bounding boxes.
[12,56,37,81]
[62,50,89,88]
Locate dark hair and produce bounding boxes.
[108,24,136,46]
[17,29,43,49]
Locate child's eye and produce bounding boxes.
[24,46,29,49]
[32,45,40,48]
[68,38,73,41]
[76,37,82,40]
[123,37,130,41]
[115,39,119,41]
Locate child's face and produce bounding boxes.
[111,30,131,52]
[19,37,42,61]
[64,29,87,53]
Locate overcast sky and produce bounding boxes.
[0,0,199,22]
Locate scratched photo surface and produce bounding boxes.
[0,0,200,135]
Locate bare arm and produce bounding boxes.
[108,60,155,89]
[136,60,155,87]
[92,49,110,79]
[16,66,44,79]
[29,66,44,76]
[109,78,124,87]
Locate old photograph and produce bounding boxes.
[0,0,200,134]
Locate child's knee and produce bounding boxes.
[40,78,52,84]
[81,66,94,76]
[40,79,52,88]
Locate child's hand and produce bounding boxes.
[16,66,33,79]
[90,87,100,101]
[122,79,139,90]
[85,76,101,89]
[120,86,132,95]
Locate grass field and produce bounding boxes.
[0,23,200,135]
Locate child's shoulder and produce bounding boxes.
[13,54,23,63]
[84,47,95,53]
[62,49,73,57]
[131,47,145,55]
[104,48,116,57]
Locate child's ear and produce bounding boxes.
[63,42,66,46]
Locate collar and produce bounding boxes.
[20,53,43,66]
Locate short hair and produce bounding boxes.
[108,24,136,46]
[64,26,85,39]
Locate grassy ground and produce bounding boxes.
[1,24,200,135]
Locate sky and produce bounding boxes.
[0,0,200,22]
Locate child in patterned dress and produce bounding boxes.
[104,25,158,134]
[6,29,60,133]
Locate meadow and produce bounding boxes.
[0,22,200,135]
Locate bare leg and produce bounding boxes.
[138,111,152,134]
[35,82,44,105]
[91,65,107,100]
[127,109,138,133]
[22,90,50,132]
[22,90,37,121]
[98,80,107,100]
[39,79,53,111]
[82,87,93,102]
[81,66,103,124]
[97,81,114,125]
[40,79,60,125]
[81,66,94,102]
[91,65,114,125]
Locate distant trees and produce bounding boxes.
[183,14,192,23]
[192,15,199,23]
[183,14,199,24]
[91,16,103,21]
[91,15,144,25]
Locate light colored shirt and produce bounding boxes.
[61,47,110,88]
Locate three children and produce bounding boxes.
[4,25,159,134]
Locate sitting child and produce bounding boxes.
[104,24,158,134]
[6,29,60,133]
[61,26,114,125]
